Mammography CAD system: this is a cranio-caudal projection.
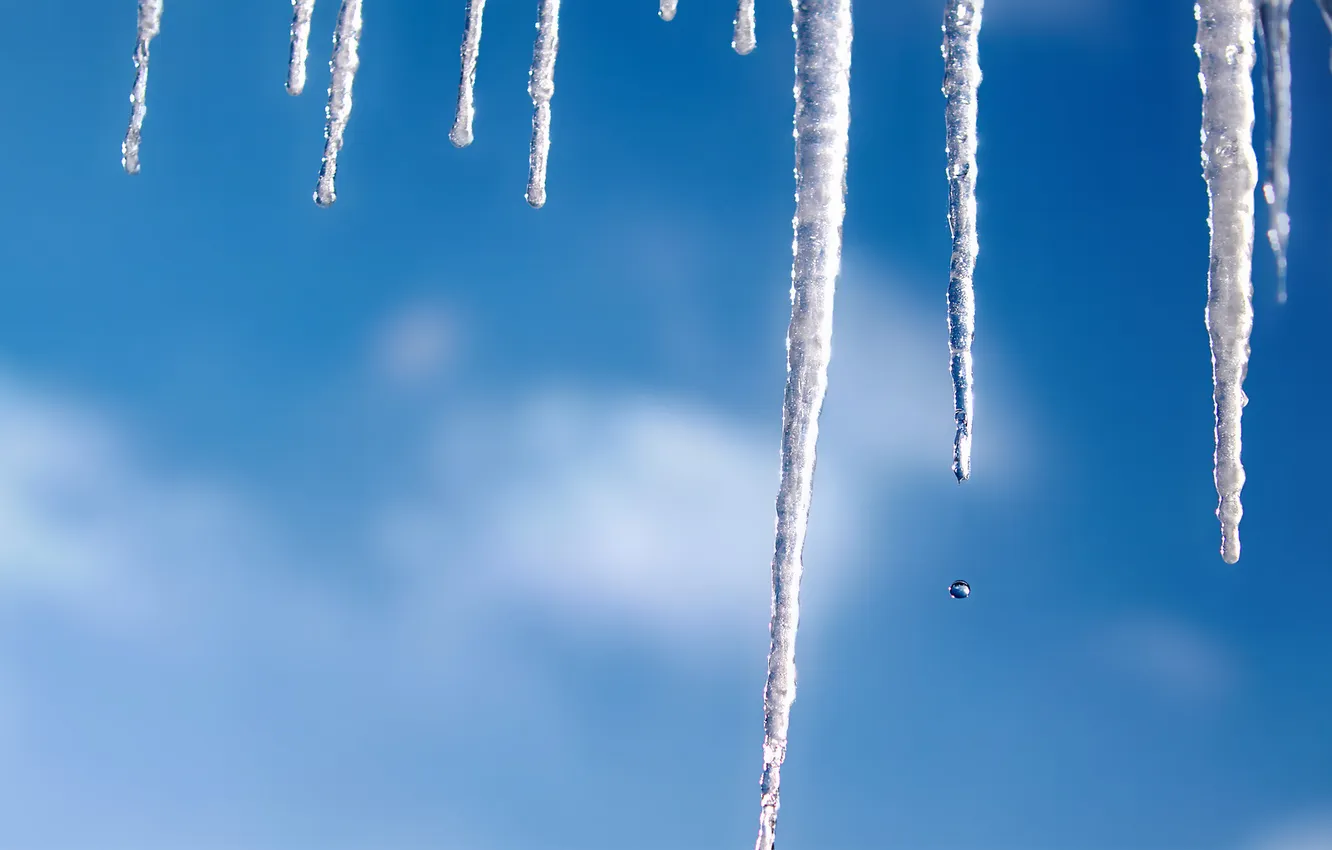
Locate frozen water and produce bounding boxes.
[949,580,971,599]
[1257,0,1291,303]
[1195,0,1257,564]
[660,0,678,22]
[121,0,164,175]
[734,0,756,55]
[942,0,983,481]
[287,0,316,96]
[314,0,364,207]
[450,0,488,148]
[753,2,852,849]
[526,0,561,208]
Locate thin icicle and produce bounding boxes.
[1257,0,1291,303]
[526,0,561,208]
[287,0,316,96]
[314,0,364,207]
[1316,0,1332,71]
[122,0,164,175]
[753,2,852,850]
[450,0,487,148]
[660,0,678,22]
[1195,0,1257,564]
[942,0,983,482]
[734,0,756,54]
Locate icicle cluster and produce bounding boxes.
[941,0,983,482]
[121,0,163,175]
[1195,0,1257,565]
[753,3,853,850]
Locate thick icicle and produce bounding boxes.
[1257,0,1291,303]
[734,0,756,54]
[525,0,561,208]
[660,0,678,22]
[314,0,364,207]
[1195,0,1257,564]
[942,0,983,482]
[287,0,316,96]
[753,2,852,849]
[121,0,164,175]
[450,0,487,147]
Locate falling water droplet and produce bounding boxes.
[949,580,971,599]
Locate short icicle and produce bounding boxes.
[734,0,756,54]
[1195,0,1257,564]
[122,0,164,175]
[526,0,561,208]
[287,0,317,95]
[450,0,487,147]
[753,2,853,849]
[1257,0,1291,303]
[942,0,983,481]
[315,0,364,207]
[660,0,678,22]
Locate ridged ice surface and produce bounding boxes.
[1195,0,1257,564]
[450,0,487,148]
[734,0,756,55]
[1257,0,1291,302]
[526,0,561,208]
[315,0,364,207]
[121,0,164,175]
[660,0,678,22]
[287,0,316,95]
[753,2,852,849]
[942,0,983,481]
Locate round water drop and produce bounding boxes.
[949,580,971,599]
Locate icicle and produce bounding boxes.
[287,0,316,96]
[314,0,364,208]
[660,0,678,22]
[450,0,487,148]
[525,0,561,208]
[942,0,983,482]
[753,2,852,849]
[1317,0,1332,71]
[734,0,756,54]
[1195,0,1257,564]
[1257,0,1291,303]
[121,0,164,175]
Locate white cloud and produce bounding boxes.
[1092,614,1239,702]
[374,301,459,388]
[1245,813,1332,850]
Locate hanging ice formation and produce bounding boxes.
[450,0,487,147]
[941,0,983,482]
[287,0,317,96]
[314,0,364,207]
[1317,0,1332,68]
[1196,0,1257,565]
[660,0,678,23]
[1257,0,1292,303]
[525,0,561,208]
[734,0,757,55]
[752,2,852,850]
[121,0,163,175]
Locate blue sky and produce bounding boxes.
[1,0,1330,848]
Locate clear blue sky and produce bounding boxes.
[1,1,1330,849]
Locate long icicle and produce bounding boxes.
[1195,0,1257,564]
[753,2,852,849]
[734,0,756,54]
[526,0,561,208]
[660,0,678,22]
[314,0,364,207]
[942,0,983,482]
[122,0,164,175]
[450,0,487,147]
[1257,0,1291,303]
[287,0,317,96]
